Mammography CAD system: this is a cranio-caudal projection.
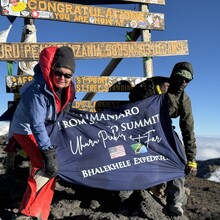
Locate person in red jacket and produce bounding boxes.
[11,46,76,220]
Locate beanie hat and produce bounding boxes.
[175,69,193,80]
[170,62,194,80]
[53,46,75,73]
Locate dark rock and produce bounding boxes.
[0,137,220,220]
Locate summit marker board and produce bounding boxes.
[0,40,188,61]
[72,100,130,112]
[0,0,164,30]
[5,75,146,93]
[75,76,146,92]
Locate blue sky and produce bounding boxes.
[0,0,220,160]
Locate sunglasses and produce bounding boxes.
[54,70,73,79]
[175,75,191,83]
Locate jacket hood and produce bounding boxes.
[170,62,194,80]
[35,46,75,112]
[38,46,57,91]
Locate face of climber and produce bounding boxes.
[160,82,170,93]
[172,74,191,92]
[52,67,73,89]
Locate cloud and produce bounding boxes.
[196,136,220,161]
[0,121,10,136]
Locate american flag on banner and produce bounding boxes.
[109,145,126,159]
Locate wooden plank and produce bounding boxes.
[5,100,129,113]
[6,75,33,93]
[72,100,130,112]
[53,0,165,5]
[0,40,188,61]
[0,0,164,30]
[5,75,146,93]
[75,76,146,92]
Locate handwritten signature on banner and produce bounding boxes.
[57,105,162,156]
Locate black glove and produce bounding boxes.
[41,148,58,178]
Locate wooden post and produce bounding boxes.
[140,4,153,77]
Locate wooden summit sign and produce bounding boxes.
[75,76,146,92]
[0,0,164,30]
[5,100,130,113]
[5,75,146,93]
[72,100,130,112]
[0,40,188,61]
[5,75,33,93]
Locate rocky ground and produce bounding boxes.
[0,134,220,220]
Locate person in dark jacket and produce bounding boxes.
[10,46,76,220]
[129,61,197,216]
[165,61,197,216]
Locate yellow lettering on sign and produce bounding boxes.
[0,41,187,61]
[8,76,33,86]
[28,0,73,14]
[28,0,37,10]
[28,76,33,81]
[57,3,64,13]
[47,2,56,12]
[95,17,113,26]
[17,77,23,84]
[0,44,19,59]
[106,8,112,18]
[89,7,102,17]
[23,45,31,58]
[73,45,81,58]
[85,45,93,57]
[110,85,131,92]
[96,45,102,57]
[73,101,85,108]
[73,15,88,23]
[73,5,81,15]
[80,5,88,16]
